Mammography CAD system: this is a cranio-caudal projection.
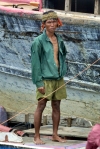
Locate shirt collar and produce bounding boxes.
[43,29,58,41]
[42,29,63,44]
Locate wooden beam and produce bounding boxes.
[94,0,100,15]
[30,2,39,7]
[43,115,47,125]
[65,0,71,12]
[67,117,72,127]
[25,114,29,123]
[42,0,45,8]
[75,0,77,12]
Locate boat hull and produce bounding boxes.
[0,68,100,123]
[0,7,100,123]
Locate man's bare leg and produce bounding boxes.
[51,100,66,142]
[34,98,47,144]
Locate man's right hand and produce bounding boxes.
[38,87,45,94]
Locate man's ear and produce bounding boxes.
[57,18,63,27]
[41,23,45,32]
[43,23,45,28]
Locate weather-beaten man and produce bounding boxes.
[31,10,67,144]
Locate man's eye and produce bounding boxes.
[47,21,56,24]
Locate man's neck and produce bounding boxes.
[46,30,55,38]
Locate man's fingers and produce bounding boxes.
[40,90,45,94]
[38,87,45,94]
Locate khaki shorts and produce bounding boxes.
[36,78,67,100]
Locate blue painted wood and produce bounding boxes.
[0,13,100,85]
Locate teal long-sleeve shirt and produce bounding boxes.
[31,30,67,88]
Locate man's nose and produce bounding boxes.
[50,22,54,26]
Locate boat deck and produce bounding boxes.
[22,126,89,148]
[0,136,87,149]
[0,126,89,149]
[23,136,86,149]
[24,126,91,138]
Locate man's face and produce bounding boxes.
[45,18,58,33]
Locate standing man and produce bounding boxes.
[31,10,67,145]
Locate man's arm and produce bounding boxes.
[31,39,44,91]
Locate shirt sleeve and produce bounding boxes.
[62,41,67,55]
[31,38,44,88]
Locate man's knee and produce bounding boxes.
[37,98,47,112]
[51,100,60,111]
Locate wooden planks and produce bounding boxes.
[23,137,86,148]
[0,1,15,6]
[24,126,91,138]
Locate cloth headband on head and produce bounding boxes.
[42,11,58,22]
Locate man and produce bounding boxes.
[0,124,27,137]
[31,10,67,145]
[0,124,28,142]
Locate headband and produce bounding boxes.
[42,11,58,22]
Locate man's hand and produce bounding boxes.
[38,87,45,94]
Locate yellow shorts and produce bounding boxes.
[36,78,67,100]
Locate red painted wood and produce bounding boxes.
[0,5,43,14]
[0,0,42,11]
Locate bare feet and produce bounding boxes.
[34,137,45,145]
[52,135,67,143]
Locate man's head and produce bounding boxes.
[42,10,58,23]
[41,10,62,32]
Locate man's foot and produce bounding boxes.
[34,138,45,145]
[52,135,67,143]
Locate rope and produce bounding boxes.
[1,58,100,125]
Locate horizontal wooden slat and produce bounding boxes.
[30,1,39,7]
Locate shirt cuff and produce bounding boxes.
[36,80,44,88]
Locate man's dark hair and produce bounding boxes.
[43,10,55,15]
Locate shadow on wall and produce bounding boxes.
[71,0,94,14]
[44,0,65,10]
[44,0,95,14]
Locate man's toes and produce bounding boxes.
[34,140,45,145]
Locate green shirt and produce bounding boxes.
[31,30,67,88]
